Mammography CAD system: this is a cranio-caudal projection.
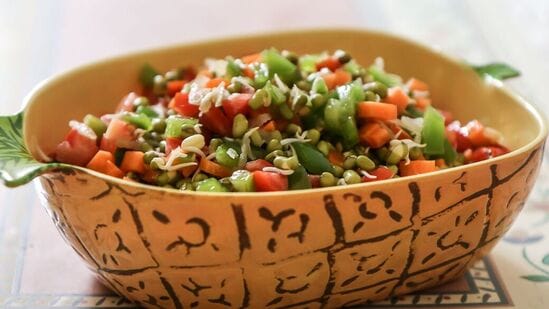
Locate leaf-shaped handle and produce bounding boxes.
[0,112,63,187]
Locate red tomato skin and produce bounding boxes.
[55,129,98,166]
[104,119,135,141]
[362,166,394,182]
[165,137,182,155]
[200,107,232,137]
[245,159,273,172]
[222,93,252,119]
[116,92,139,112]
[469,146,509,162]
[171,92,199,117]
[252,171,288,192]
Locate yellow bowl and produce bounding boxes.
[0,29,546,308]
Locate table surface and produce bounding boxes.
[1,0,548,308]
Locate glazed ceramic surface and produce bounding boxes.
[0,29,546,308]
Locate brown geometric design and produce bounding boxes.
[31,146,542,308]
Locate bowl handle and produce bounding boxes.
[0,112,64,187]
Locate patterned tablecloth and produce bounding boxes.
[0,0,548,308]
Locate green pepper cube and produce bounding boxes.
[422,106,446,155]
[229,170,255,192]
[195,178,229,192]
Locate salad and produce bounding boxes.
[53,49,509,192]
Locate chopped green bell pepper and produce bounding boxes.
[292,143,334,174]
[165,117,198,138]
[195,178,228,192]
[139,63,158,88]
[422,106,446,155]
[229,170,255,192]
[288,165,312,190]
[262,48,298,84]
[121,113,152,130]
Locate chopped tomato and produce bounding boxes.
[362,166,394,182]
[252,171,288,192]
[467,146,509,162]
[167,80,186,97]
[200,107,232,136]
[446,121,472,152]
[104,118,135,141]
[165,137,182,155]
[222,93,252,119]
[245,159,273,172]
[116,92,139,112]
[308,175,321,188]
[169,92,199,118]
[316,57,341,71]
[55,128,98,166]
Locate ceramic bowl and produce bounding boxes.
[0,29,546,308]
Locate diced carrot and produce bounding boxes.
[120,151,146,174]
[261,120,276,132]
[104,161,125,178]
[415,97,431,110]
[328,150,345,167]
[167,80,185,96]
[359,122,392,148]
[180,164,198,178]
[399,160,438,176]
[407,78,429,92]
[323,69,352,90]
[87,150,114,171]
[435,158,447,168]
[385,87,409,113]
[316,57,341,71]
[357,101,397,121]
[242,67,255,79]
[241,53,262,64]
[205,77,227,88]
[86,150,124,178]
[199,159,233,178]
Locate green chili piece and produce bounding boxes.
[229,170,255,192]
[83,114,107,138]
[215,143,241,168]
[139,63,158,88]
[121,113,152,130]
[442,138,458,164]
[367,66,401,87]
[226,58,242,77]
[422,106,446,155]
[136,105,159,118]
[288,165,312,190]
[262,48,298,83]
[312,77,328,95]
[293,142,334,174]
[195,178,229,192]
[165,117,197,138]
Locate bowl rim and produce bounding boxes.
[22,27,548,197]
